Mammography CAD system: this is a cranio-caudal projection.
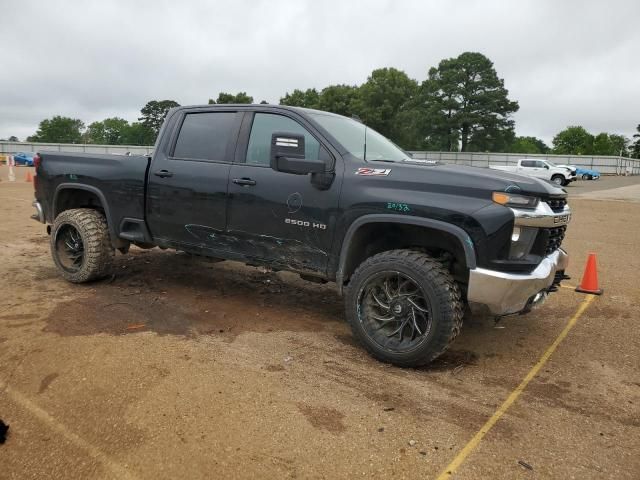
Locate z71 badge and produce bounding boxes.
[355,167,391,176]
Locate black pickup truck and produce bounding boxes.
[31,104,571,367]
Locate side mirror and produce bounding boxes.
[544,165,549,169]
[270,132,325,175]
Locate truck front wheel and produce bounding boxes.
[551,174,565,186]
[50,208,114,283]
[345,250,464,367]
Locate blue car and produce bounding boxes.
[576,167,600,180]
[12,152,35,166]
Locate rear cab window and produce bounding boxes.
[172,111,238,161]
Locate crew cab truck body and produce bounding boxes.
[490,158,577,186]
[32,105,572,367]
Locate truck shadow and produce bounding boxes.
[42,248,345,341]
[41,247,520,373]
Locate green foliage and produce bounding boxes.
[418,52,519,152]
[552,126,594,155]
[121,122,156,146]
[27,116,85,143]
[85,117,130,145]
[139,100,180,136]
[353,68,419,147]
[8,135,19,142]
[317,84,360,117]
[209,92,253,104]
[592,132,628,156]
[279,88,320,108]
[509,136,549,154]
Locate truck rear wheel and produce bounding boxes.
[50,208,114,283]
[345,250,464,367]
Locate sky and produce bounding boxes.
[1,0,638,146]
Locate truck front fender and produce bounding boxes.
[335,214,477,294]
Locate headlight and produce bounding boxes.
[492,192,539,209]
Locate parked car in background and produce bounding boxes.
[490,159,576,186]
[13,152,35,166]
[575,167,600,180]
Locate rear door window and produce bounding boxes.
[173,112,236,161]
[521,160,535,168]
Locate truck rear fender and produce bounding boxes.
[52,184,127,249]
[336,214,477,295]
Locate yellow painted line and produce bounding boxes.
[0,382,139,480]
[436,295,595,479]
[560,284,577,290]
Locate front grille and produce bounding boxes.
[542,226,567,255]
[545,198,567,212]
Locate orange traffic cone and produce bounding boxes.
[25,171,32,182]
[575,253,603,295]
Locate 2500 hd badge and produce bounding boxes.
[285,218,327,229]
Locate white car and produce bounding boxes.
[490,159,577,186]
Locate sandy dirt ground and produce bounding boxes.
[1,167,639,479]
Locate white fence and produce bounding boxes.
[408,151,640,175]
[1,141,638,175]
[0,141,154,156]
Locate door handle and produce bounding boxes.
[154,169,174,178]
[232,178,256,186]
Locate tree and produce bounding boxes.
[630,124,640,159]
[418,52,519,152]
[85,117,130,145]
[279,88,320,108]
[509,136,549,154]
[552,126,594,155]
[139,100,180,138]
[316,84,360,117]
[353,68,419,147]
[590,132,628,156]
[122,122,156,146]
[27,116,85,143]
[209,92,253,104]
[8,135,19,142]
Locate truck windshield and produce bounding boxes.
[309,112,411,163]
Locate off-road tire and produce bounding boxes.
[345,249,464,367]
[50,208,114,283]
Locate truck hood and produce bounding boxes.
[373,161,566,198]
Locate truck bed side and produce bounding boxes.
[35,152,150,246]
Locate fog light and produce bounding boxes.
[512,226,521,242]
[509,226,538,259]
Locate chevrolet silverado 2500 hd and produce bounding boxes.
[31,105,571,367]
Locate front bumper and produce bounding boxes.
[467,248,569,316]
